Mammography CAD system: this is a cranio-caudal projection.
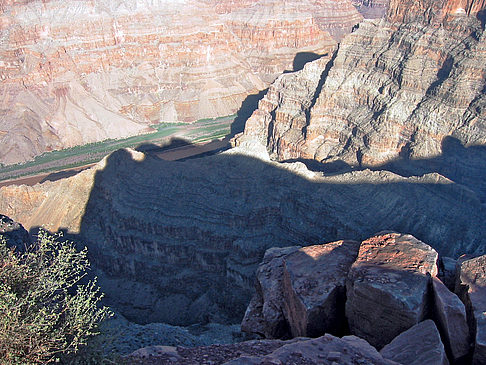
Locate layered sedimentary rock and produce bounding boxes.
[0,0,365,165]
[345,232,438,348]
[241,240,360,338]
[233,2,486,203]
[456,255,486,364]
[352,0,390,18]
[1,146,485,324]
[380,320,449,365]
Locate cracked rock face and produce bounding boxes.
[1,148,485,325]
[380,320,449,365]
[456,254,486,365]
[241,240,360,338]
[345,232,438,349]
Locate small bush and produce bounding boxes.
[0,229,112,364]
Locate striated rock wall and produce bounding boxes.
[0,0,365,165]
[233,5,486,197]
[1,146,484,325]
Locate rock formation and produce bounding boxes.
[345,232,438,348]
[456,255,486,364]
[126,334,397,364]
[233,0,486,194]
[0,0,366,165]
[380,320,449,365]
[241,234,486,364]
[432,277,470,362]
[241,240,360,338]
[0,214,30,251]
[1,145,485,325]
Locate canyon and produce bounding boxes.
[0,0,365,165]
[0,0,485,364]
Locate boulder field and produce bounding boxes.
[126,232,485,364]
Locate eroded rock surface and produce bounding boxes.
[456,255,486,365]
[241,240,360,338]
[0,214,30,251]
[346,232,438,348]
[380,320,449,365]
[1,147,485,324]
[0,0,366,165]
[233,1,486,201]
[126,335,397,365]
[432,277,470,361]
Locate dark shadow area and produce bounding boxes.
[292,52,323,72]
[54,135,485,328]
[229,89,268,139]
[40,166,92,183]
[284,136,486,204]
[477,9,486,30]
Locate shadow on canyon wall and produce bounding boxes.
[53,135,486,327]
[284,136,486,204]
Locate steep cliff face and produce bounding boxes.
[0,0,364,165]
[234,4,486,201]
[1,146,484,324]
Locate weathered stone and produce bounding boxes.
[127,334,396,365]
[242,240,360,338]
[234,2,486,193]
[432,277,470,361]
[346,232,438,348]
[456,255,486,365]
[222,335,397,365]
[438,256,458,291]
[1,147,485,324]
[380,320,449,365]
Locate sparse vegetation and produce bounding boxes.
[0,115,235,182]
[0,230,112,364]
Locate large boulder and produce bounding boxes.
[380,320,449,365]
[346,232,438,348]
[242,240,360,338]
[432,277,470,362]
[456,254,486,365]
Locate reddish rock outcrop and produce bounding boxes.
[126,335,397,365]
[380,320,449,365]
[432,277,470,361]
[345,232,438,348]
[456,255,486,365]
[0,0,365,165]
[241,240,360,338]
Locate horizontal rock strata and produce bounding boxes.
[0,0,365,165]
[1,147,485,324]
[233,2,486,202]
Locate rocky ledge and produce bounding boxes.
[126,232,485,364]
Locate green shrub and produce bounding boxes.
[0,230,112,364]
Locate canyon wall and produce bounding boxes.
[0,0,364,165]
[234,2,486,203]
[1,146,484,325]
